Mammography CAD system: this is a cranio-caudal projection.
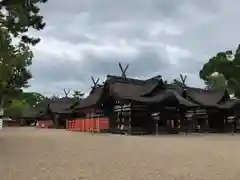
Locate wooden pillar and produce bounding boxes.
[98,115,100,133]
[54,114,59,128]
[120,106,124,134]
[179,109,183,133]
[20,119,23,126]
[91,109,93,133]
[128,104,132,135]
[205,118,209,130]
[234,117,237,133]
[193,109,196,132]
[183,117,187,135]
[171,120,174,128]
[155,118,158,136]
[179,109,186,134]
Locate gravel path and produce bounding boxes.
[0,127,240,180]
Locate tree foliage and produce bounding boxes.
[18,92,46,107]
[204,73,228,91]
[200,44,240,97]
[4,91,47,117]
[0,31,33,101]
[72,90,85,100]
[0,0,47,108]
[4,99,29,118]
[0,0,48,45]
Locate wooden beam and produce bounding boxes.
[118,62,129,78]
[63,88,70,97]
[91,76,100,87]
[96,78,100,85]
[180,74,187,86]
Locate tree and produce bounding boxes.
[204,73,228,91]
[0,0,47,115]
[0,0,48,45]
[0,32,33,105]
[72,90,85,100]
[18,92,46,107]
[199,44,240,97]
[4,99,30,118]
[50,94,60,100]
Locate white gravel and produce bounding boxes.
[0,127,240,180]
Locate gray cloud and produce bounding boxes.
[26,0,240,96]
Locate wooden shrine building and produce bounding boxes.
[73,64,240,135]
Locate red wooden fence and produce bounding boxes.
[67,117,109,132]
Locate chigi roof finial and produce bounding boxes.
[180,74,187,88]
[118,62,129,78]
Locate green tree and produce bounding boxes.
[4,99,30,118]
[204,73,228,91]
[0,0,48,45]
[19,92,46,107]
[50,94,60,100]
[72,90,85,100]
[0,32,33,106]
[199,45,240,97]
[0,0,47,114]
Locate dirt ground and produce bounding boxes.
[0,128,240,180]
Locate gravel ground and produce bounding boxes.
[1,127,240,180]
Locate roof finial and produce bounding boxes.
[118,62,129,78]
[180,74,187,87]
[91,76,100,88]
[63,88,71,98]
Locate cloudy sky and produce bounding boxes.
[26,0,240,97]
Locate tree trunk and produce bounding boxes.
[0,96,4,129]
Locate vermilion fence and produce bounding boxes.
[67,117,109,132]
